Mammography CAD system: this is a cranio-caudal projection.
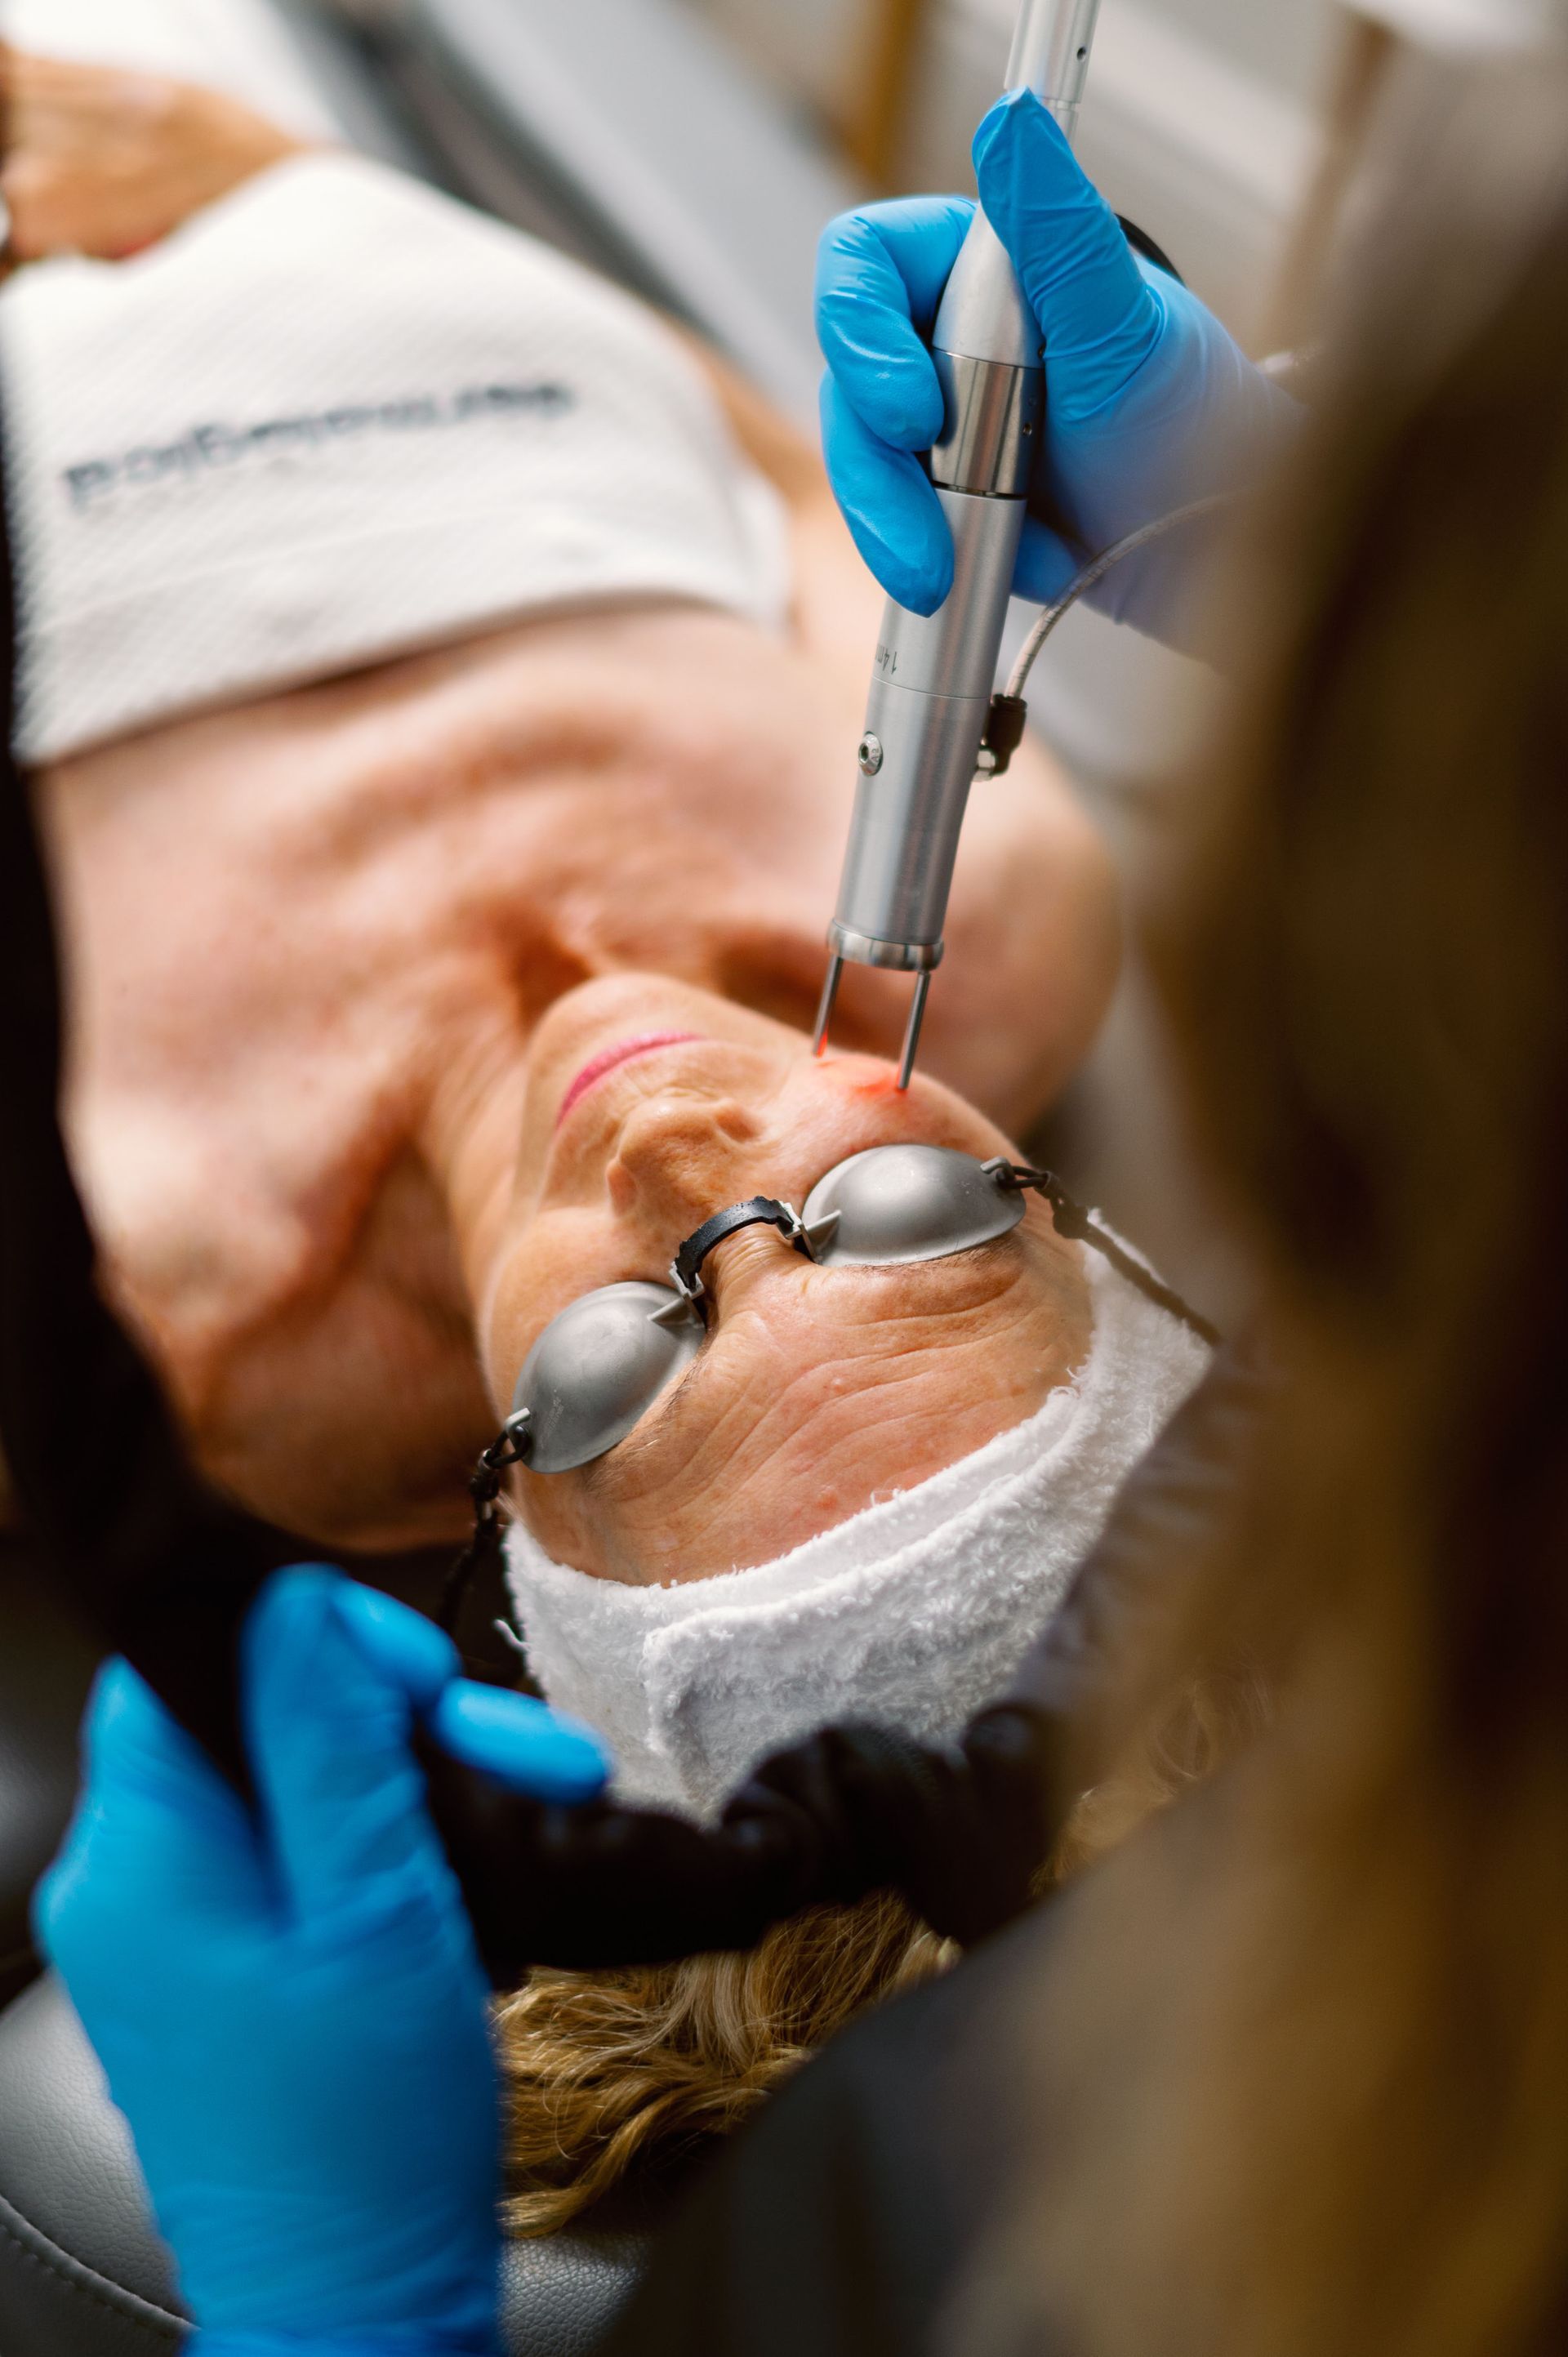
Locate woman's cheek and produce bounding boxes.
[478,1213,624,1410]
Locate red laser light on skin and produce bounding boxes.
[813,1054,906,1103]
[812,954,928,1090]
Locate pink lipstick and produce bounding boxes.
[555,1032,704,1129]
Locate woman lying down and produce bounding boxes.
[1,48,1209,2226]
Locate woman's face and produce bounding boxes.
[482,975,1091,1583]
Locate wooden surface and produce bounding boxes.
[837,0,934,186]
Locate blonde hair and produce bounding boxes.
[496,1892,953,2234]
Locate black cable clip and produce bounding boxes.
[974,692,1029,778]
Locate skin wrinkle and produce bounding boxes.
[196,1147,493,1550]
[578,1289,1063,1580]
[726,1323,1001,1460]
[734,1261,1055,1504]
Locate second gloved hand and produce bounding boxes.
[35,1567,609,2357]
[817,87,1300,648]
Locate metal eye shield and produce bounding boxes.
[489,1145,1037,1479]
[474,1144,1217,1490]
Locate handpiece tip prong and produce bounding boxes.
[896,970,932,1092]
[813,953,844,1058]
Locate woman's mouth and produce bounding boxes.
[555,1033,705,1129]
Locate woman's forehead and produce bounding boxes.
[624,1232,1043,1437]
[566,1237,1080,1574]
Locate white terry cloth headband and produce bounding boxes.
[506,1242,1211,1823]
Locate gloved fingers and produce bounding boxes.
[243,1565,459,1920]
[330,1577,608,1798]
[1013,512,1093,608]
[815,194,974,448]
[821,372,954,616]
[33,1658,265,1981]
[327,1575,459,1710]
[973,90,1163,421]
[426,1678,608,1805]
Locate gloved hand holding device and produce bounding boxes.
[817,87,1300,647]
[34,1566,609,2357]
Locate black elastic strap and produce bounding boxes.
[998,1165,1221,1348]
[438,1419,531,1637]
[671,1195,808,1301]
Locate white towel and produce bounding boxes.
[506,1243,1210,1821]
[2,152,791,761]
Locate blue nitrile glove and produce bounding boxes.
[817,87,1299,647]
[35,1566,609,2357]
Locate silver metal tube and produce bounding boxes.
[930,352,1041,494]
[1006,0,1102,137]
[822,0,1101,1082]
[829,488,1026,969]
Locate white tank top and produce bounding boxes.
[2,153,791,762]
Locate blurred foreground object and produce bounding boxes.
[37,1570,598,2357]
[1274,0,1568,341]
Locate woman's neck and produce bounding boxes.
[420,1014,537,1320]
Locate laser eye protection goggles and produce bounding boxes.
[496,1144,1039,1477]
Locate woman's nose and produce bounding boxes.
[605,1094,762,1221]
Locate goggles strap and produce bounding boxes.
[987,1160,1220,1348]
[440,1410,532,1640]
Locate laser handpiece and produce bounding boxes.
[814,0,1102,1087]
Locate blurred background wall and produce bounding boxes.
[670,0,1562,1291]
[693,0,1334,345]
